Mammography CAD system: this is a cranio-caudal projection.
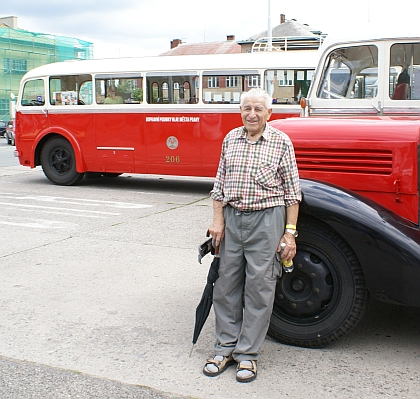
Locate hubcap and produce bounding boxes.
[50,148,71,174]
[274,250,334,319]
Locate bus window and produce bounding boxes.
[202,70,259,104]
[21,79,45,106]
[49,75,92,105]
[390,43,420,100]
[146,72,198,104]
[265,69,314,104]
[95,75,143,104]
[317,45,378,99]
[353,67,379,99]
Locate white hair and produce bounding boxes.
[240,88,272,109]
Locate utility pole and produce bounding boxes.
[268,0,272,51]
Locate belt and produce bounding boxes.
[227,204,263,214]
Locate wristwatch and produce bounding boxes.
[285,228,298,238]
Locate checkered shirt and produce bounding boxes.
[210,124,301,211]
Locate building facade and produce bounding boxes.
[0,16,93,121]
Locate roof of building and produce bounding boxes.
[160,40,241,56]
[238,19,326,51]
[240,19,324,43]
[251,19,322,41]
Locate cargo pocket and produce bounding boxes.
[268,254,282,281]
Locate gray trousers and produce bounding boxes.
[213,205,285,362]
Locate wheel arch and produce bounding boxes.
[34,130,86,173]
[299,178,420,306]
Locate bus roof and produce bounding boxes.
[319,25,419,54]
[21,50,320,80]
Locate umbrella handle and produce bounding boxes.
[207,230,219,256]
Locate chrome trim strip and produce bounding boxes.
[97,147,135,151]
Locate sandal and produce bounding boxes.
[236,360,257,383]
[203,355,235,377]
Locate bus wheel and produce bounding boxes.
[41,137,85,186]
[268,219,368,348]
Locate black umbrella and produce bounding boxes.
[190,243,220,356]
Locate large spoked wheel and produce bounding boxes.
[41,137,84,185]
[268,219,368,348]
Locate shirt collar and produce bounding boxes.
[237,124,271,141]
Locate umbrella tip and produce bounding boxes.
[189,344,195,357]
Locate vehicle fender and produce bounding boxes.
[299,178,420,306]
[34,127,86,172]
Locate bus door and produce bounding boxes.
[47,75,99,170]
[94,76,139,173]
[19,79,50,147]
[144,73,202,175]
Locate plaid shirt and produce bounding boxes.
[210,124,301,211]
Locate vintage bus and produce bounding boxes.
[13,50,318,185]
[267,33,420,348]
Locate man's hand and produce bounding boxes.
[208,200,225,247]
[277,234,296,261]
[277,203,299,261]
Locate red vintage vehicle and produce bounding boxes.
[13,33,420,347]
[268,34,420,347]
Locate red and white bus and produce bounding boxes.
[13,50,318,185]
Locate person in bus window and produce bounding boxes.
[104,85,124,104]
[392,69,410,100]
[204,88,301,383]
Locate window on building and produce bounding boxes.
[207,77,220,88]
[4,58,27,73]
[95,75,143,104]
[247,75,261,88]
[226,76,238,87]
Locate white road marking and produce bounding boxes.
[0,194,153,209]
[0,202,121,215]
[0,218,78,229]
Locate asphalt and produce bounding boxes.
[0,355,190,399]
[1,162,420,399]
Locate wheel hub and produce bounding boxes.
[51,149,71,174]
[275,251,333,318]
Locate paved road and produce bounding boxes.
[0,160,419,399]
[0,137,18,167]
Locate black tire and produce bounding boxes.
[11,135,15,146]
[41,137,84,185]
[5,133,10,145]
[268,219,368,348]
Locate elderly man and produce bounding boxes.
[204,88,301,383]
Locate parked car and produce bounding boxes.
[0,120,6,137]
[5,119,15,145]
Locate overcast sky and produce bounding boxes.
[2,0,418,59]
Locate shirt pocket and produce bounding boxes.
[254,162,278,189]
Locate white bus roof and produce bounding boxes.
[21,50,320,80]
[319,25,419,53]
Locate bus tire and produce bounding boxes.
[268,219,368,348]
[41,137,85,186]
